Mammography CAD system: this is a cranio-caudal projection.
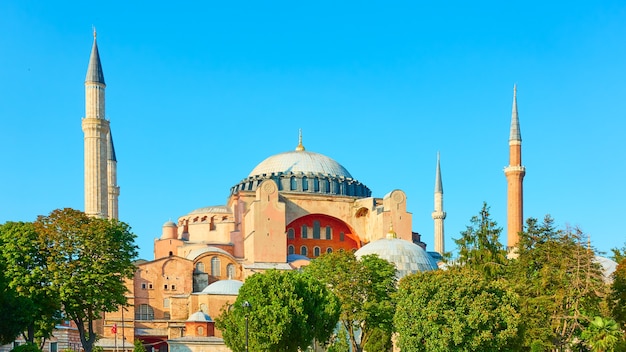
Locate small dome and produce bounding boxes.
[201,279,243,295]
[595,256,618,283]
[163,221,177,227]
[355,238,438,279]
[187,311,213,322]
[249,150,352,179]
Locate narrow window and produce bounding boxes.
[300,246,308,256]
[164,298,170,308]
[325,226,332,240]
[314,246,320,257]
[340,232,345,241]
[211,257,221,276]
[313,220,320,239]
[288,245,295,255]
[302,176,308,191]
[50,342,58,352]
[141,283,146,289]
[301,225,308,239]
[327,247,333,254]
[290,176,297,190]
[314,178,320,192]
[164,284,168,290]
[227,264,235,279]
[287,228,295,239]
[171,284,176,290]
[324,179,330,193]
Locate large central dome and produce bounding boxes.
[230,133,371,198]
[248,150,352,178]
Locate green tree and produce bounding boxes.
[454,202,508,280]
[611,244,626,263]
[326,329,350,352]
[394,267,522,351]
[610,258,626,330]
[0,221,61,344]
[34,208,138,352]
[215,269,339,352]
[581,316,623,352]
[304,251,397,352]
[0,257,29,344]
[133,339,147,352]
[510,216,608,350]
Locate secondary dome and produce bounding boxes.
[355,228,438,279]
[248,150,352,179]
[201,279,243,295]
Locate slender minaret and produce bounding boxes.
[504,85,526,251]
[107,132,120,220]
[82,29,110,218]
[432,152,446,255]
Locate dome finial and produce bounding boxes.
[295,129,305,151]
[386,225,397,239]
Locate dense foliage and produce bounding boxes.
[215,269,339,352]
[304,251,397,352]
[33,208,138,352]
[395,267,522,351]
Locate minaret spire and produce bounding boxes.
[107,132,120,220]
[83,31,110,218]
[432,152,446,255]
[295,129,305,151]
[504,84,526,255]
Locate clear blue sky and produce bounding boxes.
[1,1,625,260]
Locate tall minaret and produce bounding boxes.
[432,152,446,255]
[504,85,525,251]
[107,132,120,220]
[82,29,110,218]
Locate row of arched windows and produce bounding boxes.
[287,222,341,240]
[288,245,333,257]
[195,257,236,279]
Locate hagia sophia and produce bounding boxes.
[2,33,528,352]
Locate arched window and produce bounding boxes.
[287,228,295,239]
[327,247,333,254]
[301,225,308,239]
[302,176,308,191]
[211,257,221,277]
[325,226,332,240]
[196,262,205,273]
[314,178,320,192]
[300,246,308,256]
[290,176,297,190]
[313,221,321,239]
[198,326,204,336]
[324,179,330,193]
[340,232,345,241]
[314,246,320,257]
[288,245,295,255]
[135,304,154,320]
[227,264,235,279]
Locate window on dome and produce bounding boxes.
[324,179,330,193]
[325,226,332,239]
[288,245,295,255]
[314,178,320,192]
[290,176,297,190]
[313,221,320,239]
[302,176,308,191]
[135,304,154,320]
[314,246,320,257]
[300,246,308,256]
[302,225,308,239]
[287,228,295,239]
[227,264,235,279]
[211,257,221,277]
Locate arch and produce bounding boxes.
[314,246,320,257]
[327,247,333,254]
[300,246,308,256]
[288,245,295,255]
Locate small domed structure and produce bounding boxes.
[187,311,213,322]
[355,227,438,279]
[160,220,178,240]
[201,279,243,295]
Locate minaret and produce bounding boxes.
[82,29,110,218]
[431,152,446,255]
[107,132,120,220]
[504,85,526,251]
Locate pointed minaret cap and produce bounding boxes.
[295,129,305,151]
[386,225,397,239]
[435,152,443,193]
[86,28,106,84]
[107,132,117,162]
[509,84,521,142]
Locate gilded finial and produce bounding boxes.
[386,225,397,239]
[295,129,305,151]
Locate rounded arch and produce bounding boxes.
[286,213,362,258]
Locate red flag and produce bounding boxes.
[112,323,117,334]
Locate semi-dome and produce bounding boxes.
[355,229,438,279]
[201,279,243,295]
[231,133,371,198]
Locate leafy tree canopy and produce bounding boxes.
[215,269,339,352]
[304,251,397,352]
[395,267,522,352]
[33,208,138,352]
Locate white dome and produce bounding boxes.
[187,311,213,322]
[355,238,438,279]
[201,279,243,295]
[249,150,352,178]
